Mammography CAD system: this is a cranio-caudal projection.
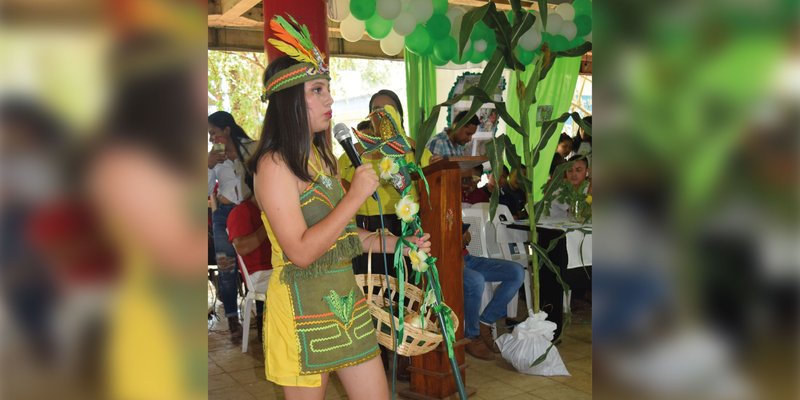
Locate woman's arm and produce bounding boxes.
[358,228,431,256]
[256,154,377,268]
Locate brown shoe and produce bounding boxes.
[465,339,494,360]
[479,323,501,353]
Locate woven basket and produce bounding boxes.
[354,233,458,357]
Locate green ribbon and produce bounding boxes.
[396,158,431,209]
[432,302,456,360]
[393,241,406,343]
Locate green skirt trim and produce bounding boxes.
[279,232,362,284]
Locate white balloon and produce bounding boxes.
[377,0,402,20]
[400,0,413,11]
[446,6,466,23]
[559,21,577,41]
[450,15,462,37]
[380,30,406,55]
[474,39,487,52]
[393,12,416,36]
[340,15,365,42]
[328,0,350,22]
[554,3,575,21]
[533,12,544,32]
[545,14,563,35]
[518,28,541,51]
[410,0,433,23]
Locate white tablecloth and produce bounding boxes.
[505,218,592,269]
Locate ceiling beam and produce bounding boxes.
[208,0,262,29]
[220,0,262,18]
[209,27,401,60]
[208,14,261,28]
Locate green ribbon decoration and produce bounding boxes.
[431,302,456,360]
[393,240,406,342]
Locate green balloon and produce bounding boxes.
[549,35,570,52]
[484,28,497,47]
[433,36,457,61]
[431,51,449,66]
[470,20,490,41]
[350,0,376,21]
[469,49,485,63]
[426,14,451,39]
[574,15,592,37]
[454,42,473,64]
[568,36,585,49]
[432,0,448,15]
[485,39,497,58]
[515,47,534,65]
[541,32,554,50]
[405,25,433,55]
[366,14,392,39]
[573,0,592,18]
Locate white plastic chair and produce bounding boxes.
[236,254,269,353]
[480,203,571,315]
[462,206,521,329]
[488,204,534,314]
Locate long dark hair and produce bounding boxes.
[248,56,336,182]
[208,111,255,172]
[369,89,404,129]
[103,36,202,175]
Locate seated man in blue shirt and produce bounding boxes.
[461,224,525,360]
[427,110,480,159]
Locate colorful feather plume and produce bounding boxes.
[267,15,326,71]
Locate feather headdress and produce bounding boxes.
[262,15,329,101]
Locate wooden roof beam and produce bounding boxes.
[209,0,262,28]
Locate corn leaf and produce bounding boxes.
[458,3,490,59]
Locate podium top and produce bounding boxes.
[421,156,488,175]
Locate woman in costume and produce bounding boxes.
[249,16,431,400]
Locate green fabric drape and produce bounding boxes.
[506,56,581,203]
[404,50,437,142]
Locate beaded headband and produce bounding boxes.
[261,15,329,102]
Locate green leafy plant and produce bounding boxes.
[414,0,592,316]
[541,178,592,223]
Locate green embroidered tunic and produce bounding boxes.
[262,172,379,386]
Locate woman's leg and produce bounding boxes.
[282,373,329,400]
[336,356,389,400]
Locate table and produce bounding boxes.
[503,218,591,339]
[504,218,592,269]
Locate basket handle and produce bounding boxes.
[364,229,391,303]
[363,229,409,304]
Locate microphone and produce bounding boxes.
[333,123,378,200]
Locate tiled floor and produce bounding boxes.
[208,298,592,400]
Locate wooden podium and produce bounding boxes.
[401,157,486,400]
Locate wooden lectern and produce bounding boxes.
[401,157,486,400]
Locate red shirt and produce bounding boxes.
[26,199,119,287]
[462,187,490,204]
[226,200,272,273]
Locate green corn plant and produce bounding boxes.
[414,0,592,316]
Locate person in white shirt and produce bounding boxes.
[207,111,256,339]
[549,155,591,219]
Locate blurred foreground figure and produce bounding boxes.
[86,33,207,400]
[0,100,65,363]
[0,97,120,398]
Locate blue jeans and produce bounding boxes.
[463,254,524,338]
[212,203,240,317]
